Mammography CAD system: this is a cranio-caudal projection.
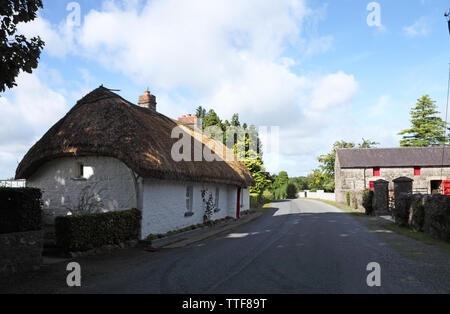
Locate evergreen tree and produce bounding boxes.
[399,95,449,147]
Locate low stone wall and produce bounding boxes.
[393,194,450,242]
[298,190,336,202]
[0,230,43,278]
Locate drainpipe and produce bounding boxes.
[363,168,367,190]
[130,171,143,211]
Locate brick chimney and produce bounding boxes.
[178,114,202,130]
[138,90,157,112]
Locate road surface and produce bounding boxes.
[3,199,450,293]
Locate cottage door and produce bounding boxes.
[443,181,450,195]
[236,187,241,219]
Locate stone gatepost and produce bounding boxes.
[373,179,389,215]
[393,177,413,209]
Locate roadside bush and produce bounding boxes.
[346,192,351,206]
[286,184,297,199]
[55,208,141,252]
[423,195,450,242]
[0,188,42,234]
[362,189,374,216]
[250,193,260,209]
[410,196,425,232]
[351,193,358,209]
[262,190,273,203]
[393,193,412,227]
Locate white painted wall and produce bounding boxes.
[27,156,137,224]
[297,190,336,201]
[141,179,250,239]
[25,155,252,238]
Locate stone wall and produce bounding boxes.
[335,161,450,204]
[0,230,43,278]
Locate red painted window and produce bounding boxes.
[369,181,375,190]
[373,167,380,177]
[414,167,421,176]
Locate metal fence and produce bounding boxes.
[0,180,26,188]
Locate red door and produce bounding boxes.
[236,188,241,219]
[443,181,450,195]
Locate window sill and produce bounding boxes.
[184,212,194,217]
[71,177,88,181]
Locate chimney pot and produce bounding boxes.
[138,91,157,112]
[178,114,202,130]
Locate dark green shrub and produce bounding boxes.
[286,184,297,199]
[423,195,450,242]
[0,188,42,234]
[346,192,351,206]
[362,189,374,215]
[250,193,259,209]
[393,193,411,227]
[410,199,425,232]
[55,208,141,252]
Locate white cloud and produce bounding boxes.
[0,72,67,178]
[403,17,432,37]
[7,0,362,177]
[309,72,359,110]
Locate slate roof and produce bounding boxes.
[336,147,450,168]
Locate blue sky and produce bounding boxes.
[1,0,449,179]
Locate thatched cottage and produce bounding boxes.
[335,147,450,204]
[15,87,254,239]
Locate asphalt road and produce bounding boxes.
[3,199,450,293]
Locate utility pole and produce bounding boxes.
[440,9,450,183]
[446,9,450,35]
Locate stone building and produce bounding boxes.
[335,147,450,204]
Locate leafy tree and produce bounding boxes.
[1,0,45,92]
[195,106,207,119]
[203,109,223,130]
[359,138,379,148]
[399,95,449,147]
[313,139,379,192]
[286,183,297,199]
[317,139,379,178]
[231,113,241,127]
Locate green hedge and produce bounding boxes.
[362,189,374,216]
[0,188,42,234]
[410,196,425,232]
[55,208,141,252]
[286,184,297,199]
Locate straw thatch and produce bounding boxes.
[16,87,254,187]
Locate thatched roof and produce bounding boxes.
[16,87,254,187]
[337,147,450,168]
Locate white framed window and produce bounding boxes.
[215,187,220,208]
[76,163,94,180]
[185,186,193,213]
